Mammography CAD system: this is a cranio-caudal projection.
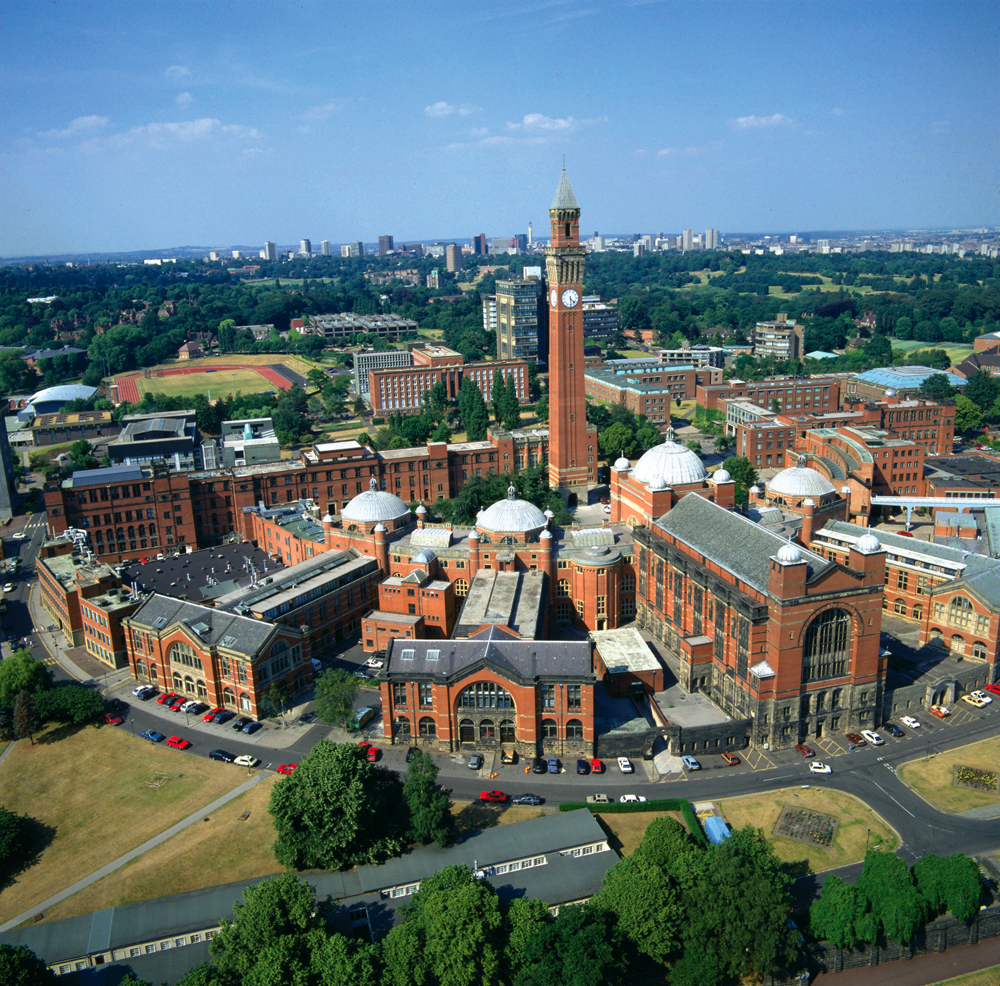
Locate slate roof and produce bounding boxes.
[549,168,579,211]
[652,494,833,594]
[385,628,591,680]
[69,464,144,488]
[127,593,277,657]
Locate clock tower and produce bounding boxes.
[545,168,596,497]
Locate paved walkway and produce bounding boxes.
[0,772,266,933]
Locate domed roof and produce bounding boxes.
[412,548,436,565]
[767,456,835,498]
[415,504,427,515]
[322,513,335,524]
[856,532,882,554]
[613,455,631,471]
[341,478,412,524]
[477,485,547,533]
[540,529,553,540]
[713,468,732,483]
[631,428,707,488]
[775,542,803,564]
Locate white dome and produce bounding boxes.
[632,429,707,488]
[468,528,480,540]
[613,456,631,471]
[803,498,815,507]
[540,530,553,540]
[775,542,803,564]
[341,478,412,524]
[713,469,732,483]
[856,532,882,554]
[412,548,436,565]
[750,485,761,494]
[373,522,387,533]
[768,456,835,498]
[322,513,335,524]
[477,485,547,533]
[841,486,852,494]
[415,504,427,515]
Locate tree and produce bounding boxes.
[312,668,358,727]
[598,421,637,462]
[0,651,53,707]
[0,943,56,985]
[808,875,865,948]
[381,865,505,986]
[593,851,683,963]
[176,962,233,986]
[13,691,39,745]
[268,740,406,870]
[963,369,1000,412]
[491,368,505,423]
[505,897,551,976]
[636,816,702,890]
[458,377,489,441]
[34,684,103,726]
[535,393,549,423]
[913,853,982,923]
[312,933,382,986]
[208,873,328,985]
[513,903,627,986]
[0,807,29,884]
[116,976,153,986]
[725,455,758,503]
[954,395,982,434]
[854,849,928,945]
[502,371,521,431]
[403,749,451,846]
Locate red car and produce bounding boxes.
[157,692,178,706]
[846,732,866,746]
[203,706,224,721]
[277,764,297,775]
[365,745,379,762]
[169,698,186,711]
[795,744,815,758]
[929,705,950,718]
[166,736,191,750]
[480,790,507,803]
[985,683,1000,696]
[104,713,123,726]
[590,758,604,773]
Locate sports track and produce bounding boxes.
[114,363,305,403]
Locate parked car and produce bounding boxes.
[180,700,201,713]
[365,745,379,762]
[795,744,815,758]
[242,721,262,735]
[232,717,252,732]
[3,583,13,593]
[134,687,156,701]
[234,755,260,768]
[203,707,224,721]
[619,794,648,803]
[132,685,153,698]
[617,756,633,773]
[846,732,866,746]
[405,747,418,762]
[276,764,297,774]
[140,730,165,743]
[169,697,186,712]
[156,692,178,706]
[900,716,921,729]
[809,761,832,774]
[963,690,993,706]
[929,705,950,718]
[352,670,372,680]
[532,757,547,774]
[479,790,507,803]
[364,657,385,670]
[512,793,543,806]
[104,713,123,726]
[884,723,905,737]
[860,730,884,745]
[215,711,236,724]
[107,699,129,713]
[985,683,1000,697]
[500,748,516,764]
[681,755,701,771]
[166,736,191,750]
[720,752,739,766]
[209,749,235,762]
[576,759,590,774]
[468,753,484,770]
[546,756,559,774]
[586,794,611,804]
[590,758,604,773]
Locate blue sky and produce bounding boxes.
[2,0,997,256]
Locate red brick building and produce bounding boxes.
[696,376,842,416]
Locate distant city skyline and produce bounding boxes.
[1,0,997,256]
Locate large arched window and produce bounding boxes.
[455,579,469,598]
[459,718,475,743]
[135,658,147,679]
[172,671,184,692]
[479,719,496,741]
[893,599,907,616]
[196,679,208,698]
[541,718,558,739]
[948,596,974,628]
[499,719,516,743]
[393,715,411,737]
[239,692,251,711]
[168,642,201,670]
[457,682,515,710]
[557,579,570,597]
[973,642,987,659]
[419,716,437,737]
[950,635,966,655]
[566,719,583,739]
[802,608,851,682]
[223,687,236,707]
[912,603,923,621]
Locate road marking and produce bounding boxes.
[871,780,916,817]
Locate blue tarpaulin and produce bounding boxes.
[704,816,731,844]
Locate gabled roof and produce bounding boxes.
[652,494,833,594]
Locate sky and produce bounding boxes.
[1,0,998,257]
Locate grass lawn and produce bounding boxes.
[718,786,897,875]
[135,367,272,401]
[450,799,545,834]
[890,339,973,364]
[898,736,1000,813]
[0,723,252,924]
[931,966,1000,986]
[593,810,690,856]
[33,776,286,926]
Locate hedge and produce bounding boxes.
[559,798,707,846]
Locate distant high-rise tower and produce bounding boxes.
[545,168,597,496]
[704,228,719,250]
[263,241,277,262]
[378,235,394,256]
[445,243,462,272]
[299,239,312,256]
[473,234,487,255]
[321,239,331,256]
[681,229,694,252]
[528,222,533,247]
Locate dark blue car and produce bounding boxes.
[140,730,165,743]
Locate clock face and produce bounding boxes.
[550,288,558,308]
[561,288,580,308]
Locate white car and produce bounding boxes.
[809,761,832,774]
[681,756,701,771]
[860,730,884,746]
[969,690,993,704]
[617,756,633,773]
[180,699,201,713]
[619,794,647,802]
[132,684,151,697]
[364,657,385,670]
[2,584,13,593]
[900,716,921,729]
[12,532,25,540]
[234,755,260,768]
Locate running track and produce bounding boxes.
[114,363,300,403]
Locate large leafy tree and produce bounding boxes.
[963,369,1000,412]
[854,850,929,945]
[311,934,382,986]
[504,897,551,977]
[312,668,359,727]
[0,942,55,985]
[0,651,53,707]
[808,875,866,948]
[381,865,505,986]
[13,691,40,745]
[35,684,103,726]
[502,371,521,431]
[913,853,982,923]
[0,807,30,885]
[268,741,406,870]
[403,749,451,846]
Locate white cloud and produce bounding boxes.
[634,148,649,156]
[507,112,607,133]
[300,100,348,121]
[829,107,844,116]
[425,101,482,118]
[732,113,792,129]
[165,65,191,79]
[175,92,194,106]
[447,111,604,151]
[38,115,109,139]
[80,118,262,153]
[656,145,704,158]
[469,127,488,137]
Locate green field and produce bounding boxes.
[134,367,274,401]
[891,339,973,363]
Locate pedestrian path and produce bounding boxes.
[0,772,266,933]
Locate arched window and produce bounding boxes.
[149,663,157,683]
[172,671,183,691]
[557,579,570,597]
[948,596,974,628]
[973,642,987,659]
[459,718,475,743]
[196,679,207,698]
[393,715,411,737]
[912,604,923,621]
[455,579,469,598]
[479,719,496,741]
[184,675,195,694]
[223,687,236,707]
[802,608,851,682]
[620,597,636,618]
[566,719,583,739]
[893,598,907,616]
[499,719,516,743]
[136,658,147,679]
[168,642,200,670]
[419,716,437,737]
[498,535,518,546]
[541,718,558,739]
[478,533,492,544]
[457,682,515,710]
[239,692,252,711]
[950,635,966,655]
